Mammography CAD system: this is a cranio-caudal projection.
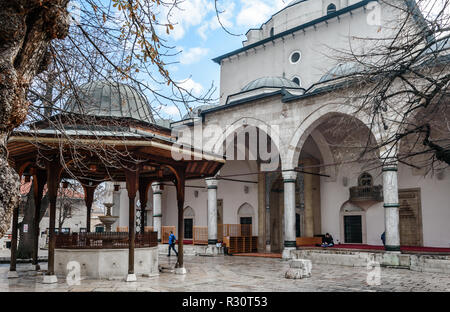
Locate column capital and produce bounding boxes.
[282,170,297,182]
[151,182,163,193]
[205,177,219,189]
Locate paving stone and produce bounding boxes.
[0,255,449,292]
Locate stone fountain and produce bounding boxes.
[98,203,119,232]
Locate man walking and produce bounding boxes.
[168,231,178,257]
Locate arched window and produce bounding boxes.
[327,3,337,14]
[358,172,373,187]
[183,206,195,239]
[270,27,274,37]
[237,203,254,236]
[292,77,301,86]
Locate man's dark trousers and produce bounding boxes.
[168,243,178,256]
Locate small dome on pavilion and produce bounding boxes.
[241,77,301,92]
[64,81,155,124]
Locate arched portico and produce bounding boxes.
[210,117,282,172]
[285,106,376,171]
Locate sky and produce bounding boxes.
[157,0,292,120]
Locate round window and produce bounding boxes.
[290,51,301,64]
[292,77,301,86]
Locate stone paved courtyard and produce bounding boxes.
[1,255,450,292]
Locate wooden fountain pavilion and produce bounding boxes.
[6,81,225,282]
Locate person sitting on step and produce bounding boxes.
[321,233,334,247]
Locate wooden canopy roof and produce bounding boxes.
[8,126,225,184]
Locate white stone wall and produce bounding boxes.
[220,1,401,104]
[161,160,259,238]
[55,247,159,279]
[320,163,384,246]
[397,165,450,248]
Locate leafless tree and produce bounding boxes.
[0,0,221,239]
[323,0,449,173]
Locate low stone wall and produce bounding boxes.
[158,244,223,256]
[55,247,159,280]
[291,249,450,274]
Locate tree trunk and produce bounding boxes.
[17,184,49,259]
[0,1,70,239]
[0,136,21,238]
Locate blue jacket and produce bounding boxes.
[169,233,176,244]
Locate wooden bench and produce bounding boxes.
[116,226,128,232]
[223,236,258,254]
[296,237,323,247]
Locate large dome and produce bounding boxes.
[241,77,301,92]
[64,81,155,124]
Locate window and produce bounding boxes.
[292,77,301,86]
[240,217,252,225]
[240,217,252,236]
[290,51,301,64]
[95,226,104,233]
[344,215,363,243]
[184,218,193,239]
[296,213,301,237]
[270,27,274,37]
[327,3,337,14]
[358,172,373,187]
[183,206,195,239]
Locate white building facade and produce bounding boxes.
[113,0,450,252]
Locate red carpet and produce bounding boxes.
[299,244,450,253]
[233,253,282,258]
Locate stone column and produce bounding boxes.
[282,170,297,259]
[112,184,121,232]
[257,170,266,252]
[152,182,163,242]
[383,163,400,252]
[302,158,321,236]
[206,178,219,245]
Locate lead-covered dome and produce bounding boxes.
[64,81,155,124]
[241,77,301,92]
[319,63,362,83]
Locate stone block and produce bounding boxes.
[175,267,187,275]
[42,275,58,284]
[285,259,312,279]
[7,271,19,279]
[126,274,137,282]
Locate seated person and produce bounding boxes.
[321,233,334,247]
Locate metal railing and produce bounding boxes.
[349,185,383,202]
[55,232,158,249]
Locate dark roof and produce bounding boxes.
[241,77,301,91]
[64,81,155,124]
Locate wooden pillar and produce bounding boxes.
[139,178,152,234]
[81,182,99,233]
[174,167,186,272]
[124,166,140,282]
[32,169,46,270]
[43,160,61,283]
